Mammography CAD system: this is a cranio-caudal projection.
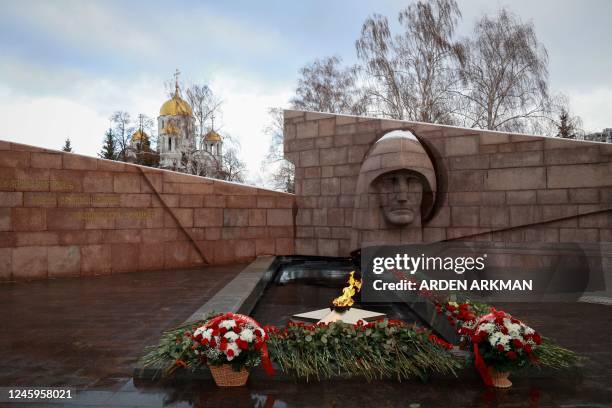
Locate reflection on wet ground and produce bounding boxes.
[1,267,611,407]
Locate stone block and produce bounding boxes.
[110,243,139,273]
[327,208,344,227]
[451,206,479,227]
[139,243,165,270]
[62,154,97,170]
[120,193,151,208]
[296,121,318,139]
[0,208,10,231]
[83,171,114,193]
[315,136,334,149]
[287,138,315,152]
[256,196,276,209]
[569,188,600,204]
[226,195,257,208]
[0,248,10,280]
[509,206,540,226]
[545,146,601,165]
[506,190,536,205]
[0,192,23,207]
[275,238,294,255]
[490,151,543,168]
[537,189,568,204]
[12,246,47,279]
[559,228,599,242]
[445,136,479,156]
[479,134,509,145]
[102,229,141,244]
[113,173,141,193]
[223,209,249,227]
[267,209,293,226]
[448,170,484,192]
[15,231,59,246]
[203,195,225,208]
[48,245,80,277]
[0,151,29,167]
[450,155,490,170]
[167,208,193,228]
[479,207,509,228]
[179,194,203,207]
[234,240,256,261]
[295,238,316,255]
[320,177,340,196]
[317,118,336,138]
[485,167,546,190]
[448,192,505,206]
[317,238,340,257]
[299,150,320,167]
[353,132,378,145]
[276,195,295,208]
[13,208,46,231]
[31,153,62,169]
[304,167,322,179]
[255,238,275,255]
[320,147,348,166]
[548,163,612,188]
[194,208,223,227]
[302,179,320,195]
[249,209,266,226]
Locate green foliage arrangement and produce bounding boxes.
[265,319,461,381]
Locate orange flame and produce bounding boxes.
[332,271,362,308]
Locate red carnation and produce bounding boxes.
[524,344,533,354]
[533,333,542,345]
[512,339,523,348]
[501,326,509,335]
[226,349,234,357]
[496,344,505,352]
[236,339,249,350]
[506,351,517,360]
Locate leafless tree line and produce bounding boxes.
[291,0,582,137]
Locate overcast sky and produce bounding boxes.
[1,0,611,185]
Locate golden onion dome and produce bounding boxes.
[160,89,192,116]
[132,129,149,142]
[204,130,222,141]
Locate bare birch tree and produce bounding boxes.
[184,84,222,142]
[456,9,551,133]
[291,56,368,115]
[109,111,133,161]
[356,0,464,123]
[263,108,294,192]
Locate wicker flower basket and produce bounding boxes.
[209,364,250,387]
[488,367,512,388]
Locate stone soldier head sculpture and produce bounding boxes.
[351,130,437,248]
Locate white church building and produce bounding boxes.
[127,72,223,175]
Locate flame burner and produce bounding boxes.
[330,271,362,312]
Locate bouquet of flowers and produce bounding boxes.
[191,313,274,385]
[461,309,541,387]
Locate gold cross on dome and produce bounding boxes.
[174,68,181,93]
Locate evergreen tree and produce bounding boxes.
[99,128,117,159]
[557,109,575,139]
[62,138,72,152]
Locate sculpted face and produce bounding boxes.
[373,170,423,226]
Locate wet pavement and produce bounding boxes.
[1,268,612,407]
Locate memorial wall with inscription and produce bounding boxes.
[0,141,295,280]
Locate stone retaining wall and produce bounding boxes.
[284,110,612,256]
[0,141,295,280]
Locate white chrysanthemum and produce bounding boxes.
[224,331,239,341]
[478,323,495,334]
[524,326,535,335]
[240,328,255,343]
[219,319,237,330]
